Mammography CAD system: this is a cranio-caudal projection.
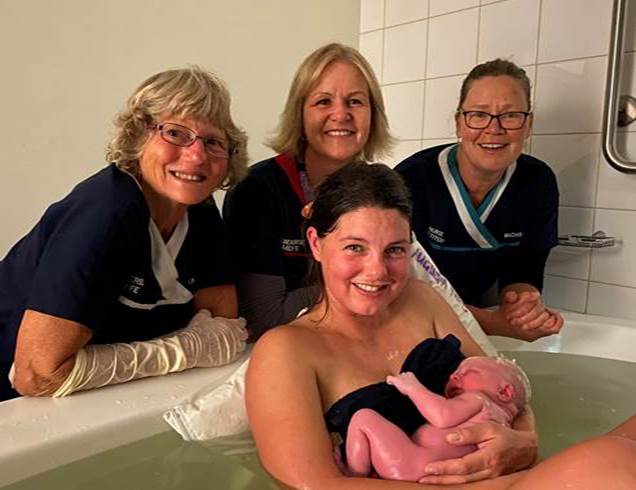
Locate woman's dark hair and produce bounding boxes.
[457,58,532,112]
[304,163,412,310]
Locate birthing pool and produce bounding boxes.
[1,312,635,489]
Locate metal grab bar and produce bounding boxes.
[602,0,636,173]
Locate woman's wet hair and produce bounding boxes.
[267,43,395,162]
[304,163,412,308]
[457,58,532,112]
[106,65,248,190]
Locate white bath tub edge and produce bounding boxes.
[0,352,248,486]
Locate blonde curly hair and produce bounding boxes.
[106,66,248,190]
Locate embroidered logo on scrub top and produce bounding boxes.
[503,232,523,239]
[123,275,145,296]
[281,238,307,256]
[427,226,445,244]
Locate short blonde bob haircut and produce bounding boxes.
[267,43,395,162]
[106,66,248,190]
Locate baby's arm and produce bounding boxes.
[387,372,483,428]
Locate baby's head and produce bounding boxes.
[446,356,531,408]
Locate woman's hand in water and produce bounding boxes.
[417,422,538,484]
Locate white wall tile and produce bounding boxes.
[383,21,428,83]
[590,209,636,288]
[478,0,539,66]
[383,81,425,140]
[385,0,429,26]
[538,0,612,63]
[597,132,636,210]
[532,134,599,207]
[587,282,636,321]
[546,246,591,281]
[386,139,423,167]
[545,206,594,280]
[426,9,478,78]
[422,75,463,139]
[430,0,478,17]
[422,138,456,149]
[360,0,385,32]
[558,205,595,236]
[359,30,384,83]
[543,275,588,312]
[534,58,607,134]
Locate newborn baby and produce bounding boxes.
[346,356,531,482]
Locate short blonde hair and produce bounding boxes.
[106,66,248,190]
[267,43,395,162]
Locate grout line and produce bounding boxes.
[419,0,432,140]
[548,274,636,292]
[535,53,608,66]
[380,0,386,84]
[475,3,482,64]
[560,204,636,212]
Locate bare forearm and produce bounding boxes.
[466,305,510,337]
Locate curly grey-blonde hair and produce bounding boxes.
[106,66,248,190]
[267,43,395,162]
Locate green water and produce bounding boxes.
[3,431,276,490]
[507,351,636,459]
[4,352,635,489]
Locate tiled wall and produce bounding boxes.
[359,0,636,321]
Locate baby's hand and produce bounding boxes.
[386,371,419,394]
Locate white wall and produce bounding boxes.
[0,0,359,255]
[359,0,636,320]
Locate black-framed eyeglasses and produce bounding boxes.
[150,122,235,158]
[459,110,531,130]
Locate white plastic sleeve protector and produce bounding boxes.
[409,236,497,356]
[53,310,247,397]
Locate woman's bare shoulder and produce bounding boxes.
[250,318,323,370]
[401,278,442,306]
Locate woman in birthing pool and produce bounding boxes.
[246,163,539,487]
[346,356,531,482]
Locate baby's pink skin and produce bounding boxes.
[345,358,528,482]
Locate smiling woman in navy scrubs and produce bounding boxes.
[396,59,563,341]
[0,67,248,401]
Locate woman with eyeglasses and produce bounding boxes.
[396,59,563,343]
[0,67,249,402]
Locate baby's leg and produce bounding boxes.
[346,408,441,481]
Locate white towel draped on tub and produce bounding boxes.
[163,354,250,442]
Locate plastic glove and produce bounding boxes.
[53,310,247,397]
[177,310,248,368]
